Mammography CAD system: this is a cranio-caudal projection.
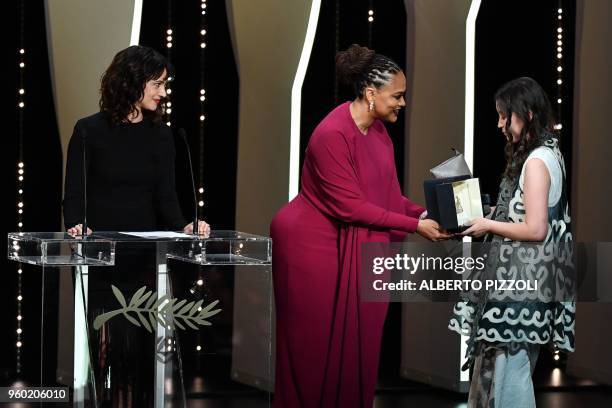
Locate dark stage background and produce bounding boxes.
[1,0,576,396]
[474,0,575,203]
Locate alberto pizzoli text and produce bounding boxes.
[372,279,538,292]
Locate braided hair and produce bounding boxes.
[495,77,557,180]
[335,44,401,99]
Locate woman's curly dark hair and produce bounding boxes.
[100,45,173,126]
[495,77,557,180]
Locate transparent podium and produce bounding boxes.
[8,230,273,407]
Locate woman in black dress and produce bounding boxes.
[63,45,209,235]
[62,45,209,406]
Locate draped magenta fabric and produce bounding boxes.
[271,102,424,407]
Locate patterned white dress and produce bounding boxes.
[449,136,575,368]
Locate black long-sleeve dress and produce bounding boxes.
[63,111,185,231]
[62,112,187,405]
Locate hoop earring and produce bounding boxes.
[368,100,375,112]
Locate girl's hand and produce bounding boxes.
[461,218,491,238]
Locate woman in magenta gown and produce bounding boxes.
[271,45,449,407]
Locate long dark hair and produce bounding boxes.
[495,77,556,180]
[335,44,401,99]
[99,45,173,126]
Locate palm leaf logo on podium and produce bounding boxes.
[93,285,222,332]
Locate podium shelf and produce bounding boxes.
[7,232,115,266]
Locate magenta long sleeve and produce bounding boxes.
[302,129,420,233]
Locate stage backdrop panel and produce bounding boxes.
[401,0,473,393]
[567,0,612,386]
[45,0,140,385]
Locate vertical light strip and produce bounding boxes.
[552,0,564,365]
[130,0,143,46]
[462,0,482,384]
[464,0,481,173]
[195,3,208,352]
[15,0,26,375]
[289,0,322,201]
[367,1,374,47]
[198,0,208,215]
[164,0,173,127]
[554,1,564,133]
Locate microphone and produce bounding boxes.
[178,128,199,235]
[81,127,88,238]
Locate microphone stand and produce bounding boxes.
[179,129,199,236]
[81,128,88,240]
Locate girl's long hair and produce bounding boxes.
[495,77,557,180]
